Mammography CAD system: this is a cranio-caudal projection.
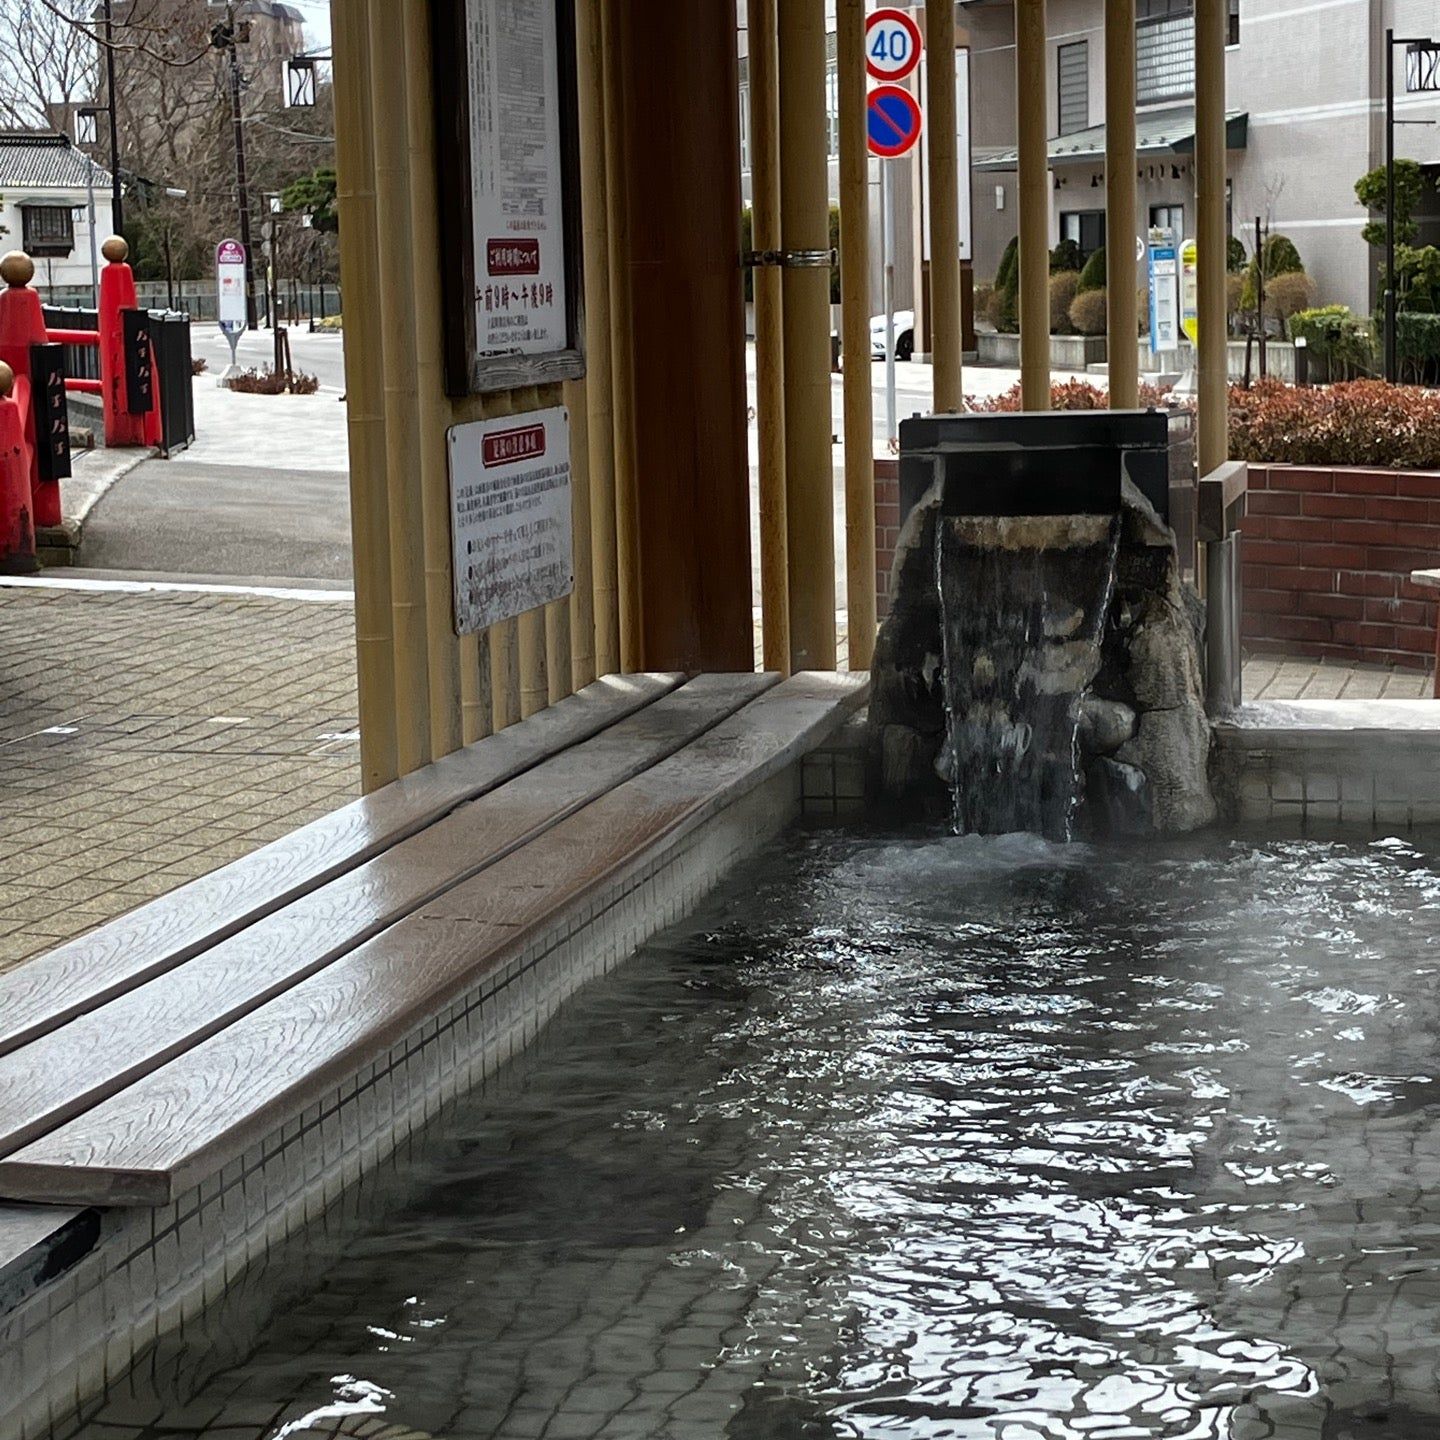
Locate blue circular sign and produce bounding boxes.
[867,85,922,159]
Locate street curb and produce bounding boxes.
[37,446,157,568]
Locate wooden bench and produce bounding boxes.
[0,671,866,1208]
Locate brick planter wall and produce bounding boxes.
[1242,464,1440,667]
[876,457,900,620]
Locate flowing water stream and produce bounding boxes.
[82,826,1440,1440]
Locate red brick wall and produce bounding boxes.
[875,458,899,620]
[1242,464,1440,667]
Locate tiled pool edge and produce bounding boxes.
[2,751,834,1440]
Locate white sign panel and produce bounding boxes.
[465,0,568,359]
[447,406,574,634]
[1148,233,1180,353]
[919,50,973,263]
[215,239,247,334]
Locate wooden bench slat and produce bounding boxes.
[0,674,684,1058]
[0,675,776,1162]
[0,674,866,1206]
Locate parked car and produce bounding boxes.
[870,309,915,361]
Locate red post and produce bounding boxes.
[99,236,163,449]
[0,361,37,573]
[0,251,58,528]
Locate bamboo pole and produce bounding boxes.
[837,0,873,671]
[1104,0,1139,409]
[925,0,963,413]
[1016,0,1050,411]
[1195,0,1228,475]
[576,0,619,677]
[778,0,837,672]
[368,0,432,771]
[486,390,522,731]
[752,0,790,675]
[402,0,462,760]
[565,375,596,690]
[514,384,550,718]
[462,630,492,743]
[602,1,641,672]
[330,0,396,791]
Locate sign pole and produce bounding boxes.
[883,159,897,441]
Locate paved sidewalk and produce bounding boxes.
[1244,651,1434,700]
[0,578,358,975]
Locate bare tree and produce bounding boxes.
[0,0,97,129]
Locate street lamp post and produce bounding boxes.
[213,3,259,329]
[1384,30,1440,384]
[102,0,123,236]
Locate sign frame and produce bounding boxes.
[867,84,924,159]
[431,0,586,398]
[865,8,923,82]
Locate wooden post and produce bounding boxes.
[576,0,619,678]
[1195,0,1228,475]
[925,0,963,414]
[1016,0,1050,411]
[368,0,432,771]
[838,0,874,670]
[778,0,838,671]
[752,0,791,675]
[402,0,462,760]
[1104,0,1139,409]
[565,375,596,691]
[331,0,397,790]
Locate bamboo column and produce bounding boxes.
[1016,0,1050,411]
[484,385,522,730]
[367,0,432,770]
[752,0,791,674]
[837,0,873,670]
[1195,0,1228,475]
[402,0,463,760]
[516,385,550,718]
[1104,0,1139,409]
[603,2,641,672]
[925,0,963,413]
[576,0,619,677]
[330,0,396,790]
[778,0,837,672]
[565,376,596,690]
[463,631,493,743]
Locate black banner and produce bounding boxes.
[121,308,154,416]
[29,342,71,484]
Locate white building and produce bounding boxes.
[0,132,115,296]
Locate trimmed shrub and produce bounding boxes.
[1240,233,1305,312]
[191,356,208,376]
[1050,237,1082,273]
[226,367,321,396]
[1288,305,1373,380]
[1226,273,1244,329]
[974,282,995,326]
[1395,310,1440,385]
[965,377,1175,412]
[1227,378,1440,468]
[1069,286,1107,335]
[1076,245,1106,294]
[995,236,1019,291]
[1049,271,1080,334]
[1227,234,1246,273]
[1263,270,1315,324]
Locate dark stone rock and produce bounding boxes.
[1085,758,1153,838]
[1078,696,1137,756]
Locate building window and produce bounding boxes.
[21,205,75,258]
[1057,41,1088,135]
[1137,0,1194,103]
[825,58,839,159]
[1228,0,1240,46]
[739,83,751,172]
[1060,210,1106,262]
[1150,203,1184,239]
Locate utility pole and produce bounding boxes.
[217,1,258,328]
[103,0,123,235]
[1385,27,1397,383]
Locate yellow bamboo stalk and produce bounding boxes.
[515,385,549,718]
[330,0,396,791]
[1104,0,1139,409]
[1016,0,1050,411]
[564,375,596,689]
[368,0,431,771]
[925,0,963,413]
[576,0,619,677]
[402,0,462,760]
[486,387,522,731]
[752,0,790,675]
[1195,0,1228,475]
[602,0,642,672]
[778,0,837,672]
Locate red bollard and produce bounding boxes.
[0,361,37,574]
[99,236,162,449]
[0,250,56,528]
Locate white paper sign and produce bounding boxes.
[465,0,568,358]
[447,406,573,634]
[215,239,247,334]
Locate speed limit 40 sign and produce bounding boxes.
[865,7,922,82]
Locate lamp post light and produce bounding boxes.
[1384,30,1440,384]
[75,106,109,305]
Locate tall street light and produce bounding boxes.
[1384,30,1439,383]
[102,0,123,235]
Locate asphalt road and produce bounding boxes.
[195,323,350,391]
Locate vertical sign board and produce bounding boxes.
[121,309,155,417]
[433,0,584,396]
[215,240,247,333]
[1148,230,1180,354]
[447,406,574,634]
[29,343,71,485]
[1179,237,1199,348]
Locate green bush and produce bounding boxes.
[1395,311,1440,384]
[1228,378,1440,468]
[1355,158,1425,248]
[995,236,1019,291]
[1240,233,1305,312]
[1227,234,1246,273]
[1069,286,1107,335]
[1049,271,1080,334]
[1263,271,1315,324]
[1076,245,1106,294]
[1288,305,1373,380]
[993,237,1020,332]
[1050,238,1082,273]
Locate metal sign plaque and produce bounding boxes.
[121,308,154,416]
[30,342,71,485]
[447,406,574,634]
